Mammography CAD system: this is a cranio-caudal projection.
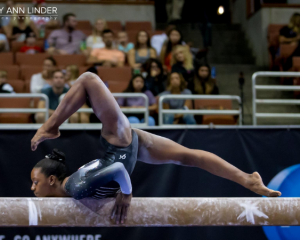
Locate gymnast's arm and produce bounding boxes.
[100,162,132,224]
[91,162,132,195]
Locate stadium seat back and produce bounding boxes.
[7,80,25,93]
[194,99,233,110]
[16,53,49,66]
[107,80,128,93]
[0,65,20,80]
[97,67,132,82]
[0,53,14,65]
[20,65,43,81]
[125,21,152,31]
[107,21,123,32]
[53,55,87,67]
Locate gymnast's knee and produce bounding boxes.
[78,72,103,86]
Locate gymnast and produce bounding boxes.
[30,72,281,224]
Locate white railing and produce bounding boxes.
[158,95,242,126]
[60,93,149,126]
[252,71,300,125]
[0,93,49,121]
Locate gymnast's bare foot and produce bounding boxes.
[31,126,60,151]
[245,172,281,197]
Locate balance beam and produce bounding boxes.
[0,198,299,227]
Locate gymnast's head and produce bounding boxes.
[31,149,67,197]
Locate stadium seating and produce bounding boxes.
[53,55,87,67]
[194,99,237,125]
[0,52,14,65]
[97,66,132,82]
[16,53,49,66]
[7,80,25,93]
[0,98,32,123]
[125,21,152,31]
[0,65,20,79]
[107,21,123,32]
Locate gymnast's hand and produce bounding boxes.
[111,192,132,224]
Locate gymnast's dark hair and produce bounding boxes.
[34,149,67,182]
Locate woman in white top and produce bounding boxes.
[86,19,107,51]
[30,57,57,93]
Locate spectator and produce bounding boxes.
[188,63,219,94]
[86,18,107,51]
[30,56,57,93]
[87,29,125,67]
[128,31,156,71]
[4,4,39,41]
[279,13,300,71]
[151,25,175,56]
[279,13,300,46]
[1,0,14,27]
[117,74,156,126]
[143,58,167,96]
[30,2,60,33]
[64,65,90,123]
[160,28,184,72]
[65,65,79,87]
[20,32,43,54]
[160,72,196,124]
[0,70,14,93]
[47,13,86,55]
[171,45,194,83]
[0,33,10,52]
[35,70,79,123]
[118,31,134,53]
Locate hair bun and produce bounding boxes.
[45,148,66,164]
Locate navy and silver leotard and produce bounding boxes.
[64,130,138,200]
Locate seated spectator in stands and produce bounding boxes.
[128,31,156,71]
[87,29,125,67]
[86,18,107,51]
[30,56,57,93]
[118,31,134,53]
[47,13,86,55]
[160,72,196,125]
[117,74,157,126]
[35,70,79,123]
[279,13,300,46]
[279,13,300,70]
[65,65,79,87]
[171,45,194,83]
[0,70,14,93]
[30,1,60,33]
[143,58,167,96]
[0,33,9,52]
[4,4,39,41]
[188,63,219,94]
[1,0,14,27]
[20,33,43,54]
[151,24,175,56]
[160,28,184,72]
[64,65,90,123]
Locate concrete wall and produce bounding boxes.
[232,0,300,67]
[0,3,155,28]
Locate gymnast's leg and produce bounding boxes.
[31,72,131,151]
[135,129,281,197]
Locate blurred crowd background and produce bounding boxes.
[0,0,299,126]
